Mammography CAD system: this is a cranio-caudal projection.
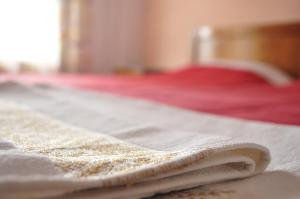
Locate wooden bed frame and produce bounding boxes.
[192,22,300,78]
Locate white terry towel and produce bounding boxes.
[0,101,270,199]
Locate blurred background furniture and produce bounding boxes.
[193,23,300,78]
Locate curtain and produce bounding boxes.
[61,0,145,73]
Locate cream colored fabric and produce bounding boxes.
[0,101,269,199]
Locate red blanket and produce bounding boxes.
[2,66,300,125]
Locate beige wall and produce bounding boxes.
[144,0,300,70]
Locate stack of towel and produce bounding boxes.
[0,101,269,198]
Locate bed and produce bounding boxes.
[1,64,300,125]
[1,23,300,126]
[0,22,300,199]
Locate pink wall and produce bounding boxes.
[144,0,300,70]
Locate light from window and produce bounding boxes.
[0,0,60,72]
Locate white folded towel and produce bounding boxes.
[0,101,270,199]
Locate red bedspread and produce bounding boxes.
[1,66,300,125]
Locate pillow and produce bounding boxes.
[198,59,292,86]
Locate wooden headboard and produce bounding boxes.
[192,23,300,78]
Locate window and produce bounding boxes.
[0,0,60,73]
